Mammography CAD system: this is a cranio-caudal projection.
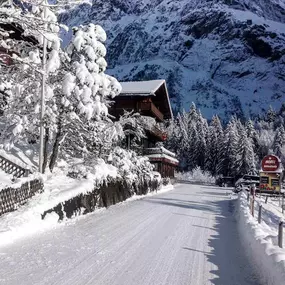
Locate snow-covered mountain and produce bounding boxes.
[59,0,285,120]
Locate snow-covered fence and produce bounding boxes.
[0,179,43,216]
[0,154,31,178]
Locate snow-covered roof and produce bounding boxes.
[120,80,165,95]
[119,79,173,119]
[147,154,179,164]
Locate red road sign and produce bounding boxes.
[261,155,280,172]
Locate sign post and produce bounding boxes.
[259,155,283,193]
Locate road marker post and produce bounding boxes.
[258,204,262,224]
[278,221,283,248]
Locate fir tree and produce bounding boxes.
[205,115,223,175]
[195,110,207,168]
[273,125,285,158]
[236,127,256,176]
[266,105,276,123]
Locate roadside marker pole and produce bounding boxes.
[251,198,255,217]
[278,221,283,248]
[258,204,262,224]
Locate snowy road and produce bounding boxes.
[0,184,263,285]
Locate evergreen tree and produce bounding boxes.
[0,3,121,172]
[217,118,239,177]
[176,111,190,169]
[188,102,198,126]
[205,115,223,175]
[266,105,276,123]
[195,110,207,169]
[188,125,199,170]
[236,127,256,176]
[273,125,285,158]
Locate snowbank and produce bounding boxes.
[236,192,285,285]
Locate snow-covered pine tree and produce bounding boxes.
[59,24,121,167]
[0,0,62,154]
[164,116,180,156]
[273,125,285,158]
[195,110,207,169]
[228,119,241,177]
[188,124,199,170]
[176,111,190,169]
[217,118,239,177]
[188,102,198,126]
[236,127,256,176]
[205,115,223,175]
[0,2,122,172]
[266,105,276,124]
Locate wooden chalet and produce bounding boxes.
[110,80,178,178]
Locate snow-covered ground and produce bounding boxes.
[0,176,171,248]
[0,184,263,285]
[236,191,285,285]
[0,170,12,189]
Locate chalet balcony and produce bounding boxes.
[150,125,167,141]
[143,147,179,166]
[138,102,164,122]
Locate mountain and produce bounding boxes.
[59,0,285,120]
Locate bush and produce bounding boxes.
[176,167,215,184]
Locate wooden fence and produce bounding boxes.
[0,154,31,178]
[248,191,285,248]
[0,179,43,216]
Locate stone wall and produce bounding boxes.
[42,178,161,220]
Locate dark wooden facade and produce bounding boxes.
[110,80,178,178]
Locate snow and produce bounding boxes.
[226,7,285,34]
[0,171,166,248]
[0,184,262,285]
[176,167,216,184]
[236,191,285,285]
[146,146,177,157]
[147,153,179,163]
[62,73,76,97]
[0,149,33,170]
[120,79,165,95]
[0,170,12,189]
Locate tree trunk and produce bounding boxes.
[42,127,49,173]
[49,120,62,173]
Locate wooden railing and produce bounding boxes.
[139,102,164,122]
[0,155,31,178]
[0,179,44,216]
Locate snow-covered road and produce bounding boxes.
[0,184,263,285]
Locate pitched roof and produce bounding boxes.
[120,80,166,95]
[119,79,173,119]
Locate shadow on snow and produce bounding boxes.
[202,198,262,285]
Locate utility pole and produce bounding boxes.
[39,1,48,173]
